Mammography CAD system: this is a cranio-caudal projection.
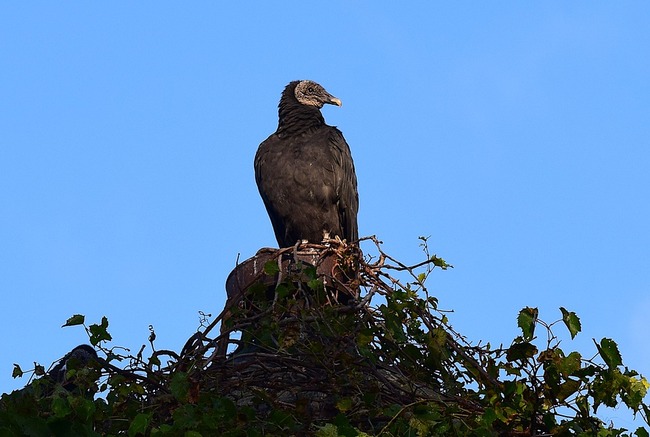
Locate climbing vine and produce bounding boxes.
[2,237,648,436]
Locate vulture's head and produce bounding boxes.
[292,80,342,108]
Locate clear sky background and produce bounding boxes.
[1,2,649,429]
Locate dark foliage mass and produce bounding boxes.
[255,80,359,248]
[2,238,648,436]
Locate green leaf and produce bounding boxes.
[430,255,451,270]
[69,396,96,422]
[128,413,151,437]
[263,260,280,275]
[482,408,498,426]
[269,410,295,428]
[34,364,46,376]
[517,307,538,341]
[62,314,85,327]
[149,355,161,368]
[152,425,173,435]
[635,427,650,437]
[275,283,290,299]
[308,278,324,292]
[597,338,622,369]
[556,378,581,402]
[52,396,72,418]
[506,342,538,362]
[560,307,581,339]
[557,351,582,376]
[170,372,189,402]
[88,316,112,346]
[336,397,353,412]
[333,413,357,437]
[303,265,318,280]
[315,424,339,437]
[12,364,23,378]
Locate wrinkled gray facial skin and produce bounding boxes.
[294,80,342,108]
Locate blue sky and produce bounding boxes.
[1,2,649,428]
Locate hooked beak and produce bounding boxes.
[326,94,342,107]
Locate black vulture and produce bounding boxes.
[49,344,98,385]
[254,80,359,247]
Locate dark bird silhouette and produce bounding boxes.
[0,344,99,407]
[255,80,359,247]
[49,344,98,384]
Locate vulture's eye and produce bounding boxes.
[307,86,315,93]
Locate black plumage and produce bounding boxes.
[50,344,98,385]
[255,80,359,247]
